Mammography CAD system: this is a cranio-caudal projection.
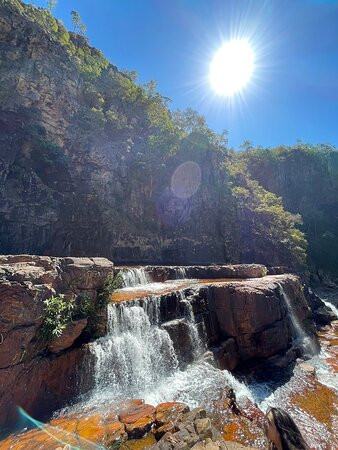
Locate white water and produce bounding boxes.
[120,268,151,287]
[75,290,253,413]
[174,267,187,279]
[279,284,317,356]
[323,299,338,318]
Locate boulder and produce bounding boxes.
[162,319,195,364]
[156,402,190,427]
[48,318,88,353]
[194,418,213,439]
[119,403,156,439]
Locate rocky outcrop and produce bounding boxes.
[303,285,336,327]
[0,397,263,449]
[0,255,318,431]
[140,264,267,282]
[0,254,113,428]
[0,0,236,265]
[150,274,316,367]
[0,0,307,270]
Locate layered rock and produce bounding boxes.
[0,254,113,428]
[0,397,264,449]
[140,264,267,282]
[0,255,318,431]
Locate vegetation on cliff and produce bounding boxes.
[236,145,338,280]
[1,0,337,277]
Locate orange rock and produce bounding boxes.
[0,428,79,450]
[48,417,79,433]
[155,402,189,427]
[76,414,105,443]
[105,420,126,445]
[125,415,155,439]
[119,403,155,424]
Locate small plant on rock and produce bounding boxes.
[40,294,75,340]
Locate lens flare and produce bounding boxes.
[209,39,255,96]
[170,161,202,199]
[16,407,102,450]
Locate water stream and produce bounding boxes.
[61,274,337,449]
[85,293,253,411]
[278,284,318,357]
[120,268,151,287]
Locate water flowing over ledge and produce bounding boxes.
[0,255,337,449]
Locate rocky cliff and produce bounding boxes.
[238,147,338,283]
[0,0,308,269]
[0,255,323,431]
[0,0,234,264]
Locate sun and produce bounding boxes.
[209,40,255,97]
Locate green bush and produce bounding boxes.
[40,294,75,340]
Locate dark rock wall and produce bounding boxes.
[0,1,236,264]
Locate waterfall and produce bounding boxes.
[91,300,178,400]
[120,268,151,287]
[279,284,317,356]
[174,267,187,279]
[178,291,205,359]
[83,290,253,411]
[322,300,338,318]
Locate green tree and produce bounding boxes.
[71,10,86,36]
[46,0,57,12]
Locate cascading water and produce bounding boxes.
[278,284,317,356]
[174,267,187,279]
[78,289,253,413]
[322,299,338,318]
[178,291,204,359]
[91,300,178,403]
[120,268,151,287]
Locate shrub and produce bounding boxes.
[40,294,75,340]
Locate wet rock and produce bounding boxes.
[298,362,316,376]
[304,286,336,326]
[212,338,240,371]
[125,415,155,439]
[155,422,178,440]
[194,418,212,439]
[162,319,195,364]
[48,318,88,353]
[156,402,190,427]
[149,264,267,283]
[105,420,127,445]
[119,403,155,424]
[119,403,156,438]
[76,415,105,443]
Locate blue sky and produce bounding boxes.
[28,0,338,149]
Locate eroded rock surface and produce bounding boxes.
[0,256,319,432]
[0,255,113,428]
[0,397,263,449]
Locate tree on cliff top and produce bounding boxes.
[71,10,86,36]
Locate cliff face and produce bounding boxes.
[0,0,308,269]
[239,148,338,282]
[0,0,236,264]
